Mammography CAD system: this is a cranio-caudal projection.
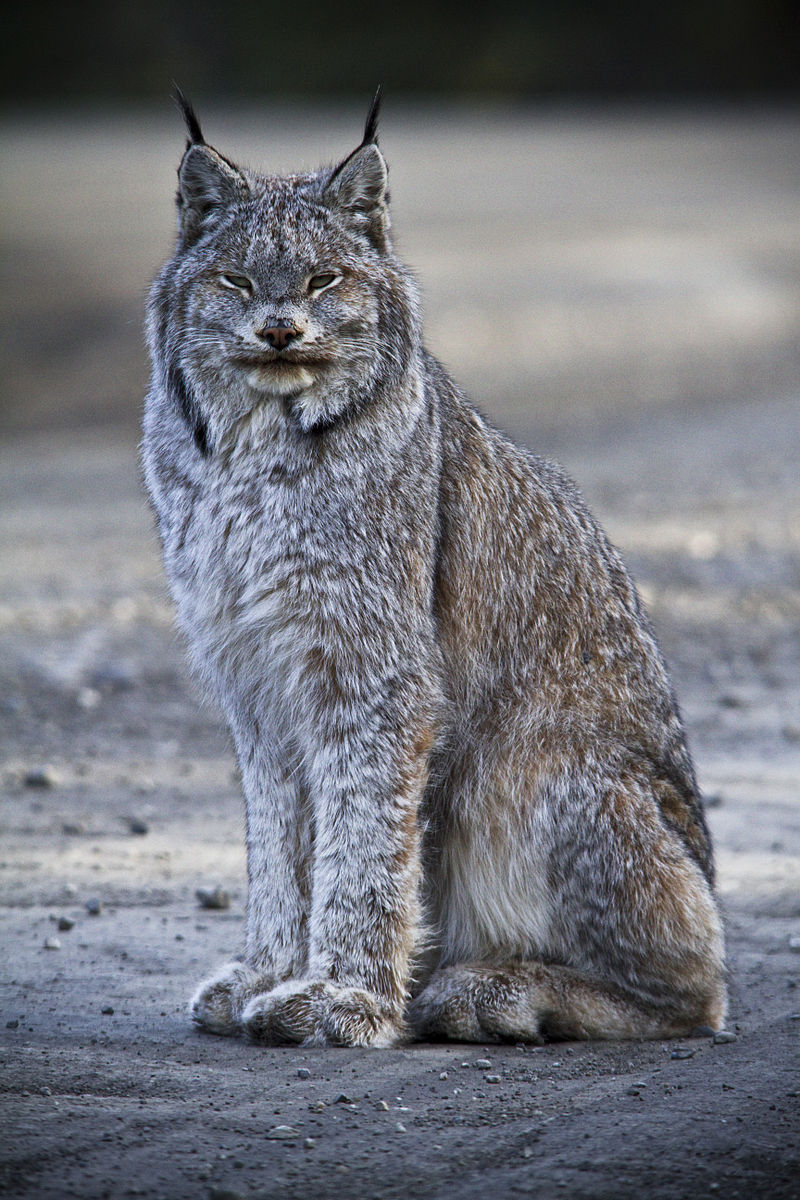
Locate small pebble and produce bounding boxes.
[76,687,101,710]
[61,821,85,836]
[195,886,231,910]
[303,1137,316,1149]
[334,1092,353,1104]
[101,1005,114,1015]
[265,1125,299,1140]
[377,1100,390,1111]
[712,1030,737,1044]
[788,935,800,952]
[485,1075,502,1084]
[396,1122,406,1133]
[128,817,149,836]
[90,663,136,692]
[25,766,59,788]
[43,937,61,951]
[85,898,103,916]
[439,1071,448,1080]
[57,916,75,932]
[6,1019,19,1030]
[297,1067,311,1079]
[522,1146,534,1158]
[671,1048,695,1060]
[309,1101,325,1112]
[475,1059,492,1069]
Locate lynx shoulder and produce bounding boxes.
[142,93,727,1047]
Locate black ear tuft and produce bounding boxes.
[173,84,205,146]
[362,85,382,148]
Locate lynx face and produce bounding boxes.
[180,187,378,399]
[150,118,419,443]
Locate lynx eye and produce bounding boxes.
[308,272,341,292]
[220,273,252,292]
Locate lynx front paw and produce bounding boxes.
[409,965,544,1044]
[189,961,273,1036]
[242,980,404,1048]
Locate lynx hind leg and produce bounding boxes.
[409,961,726,1044]
[189,961,273,1036]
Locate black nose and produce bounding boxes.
[256,322,302,350]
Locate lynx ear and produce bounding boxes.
[323,89,389,248]
[172,89,248,242]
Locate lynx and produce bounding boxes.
[142,92,727,1047]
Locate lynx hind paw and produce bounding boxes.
[189,961,272,1036]
[242,981,404,1048]
[409,966,544,1044]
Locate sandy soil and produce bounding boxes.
[1,103,799,1199]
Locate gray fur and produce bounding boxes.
[142,100,727,1047]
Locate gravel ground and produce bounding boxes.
[1,102,799,1199]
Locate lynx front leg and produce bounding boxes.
[191,733,311,1035]
[243,670,437,1048]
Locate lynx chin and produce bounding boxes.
[142,91,727,1048]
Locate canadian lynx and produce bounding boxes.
[142,92,727,1047]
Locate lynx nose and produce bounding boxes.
[256,321,302,350]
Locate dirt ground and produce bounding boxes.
[1,103,799,1199]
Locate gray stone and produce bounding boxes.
[25,766,59,788]
[265,1125,299,1140]
[195,886,231,910]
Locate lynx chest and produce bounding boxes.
[156,433,337,711]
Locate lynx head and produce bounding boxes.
[148,89,421,451]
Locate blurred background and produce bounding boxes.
[1,11,799,1194]
[3,0,799,102]
[0,0,798,905]
[1,0,799,743]
[1,0,799,750]
[2,0,799,444]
